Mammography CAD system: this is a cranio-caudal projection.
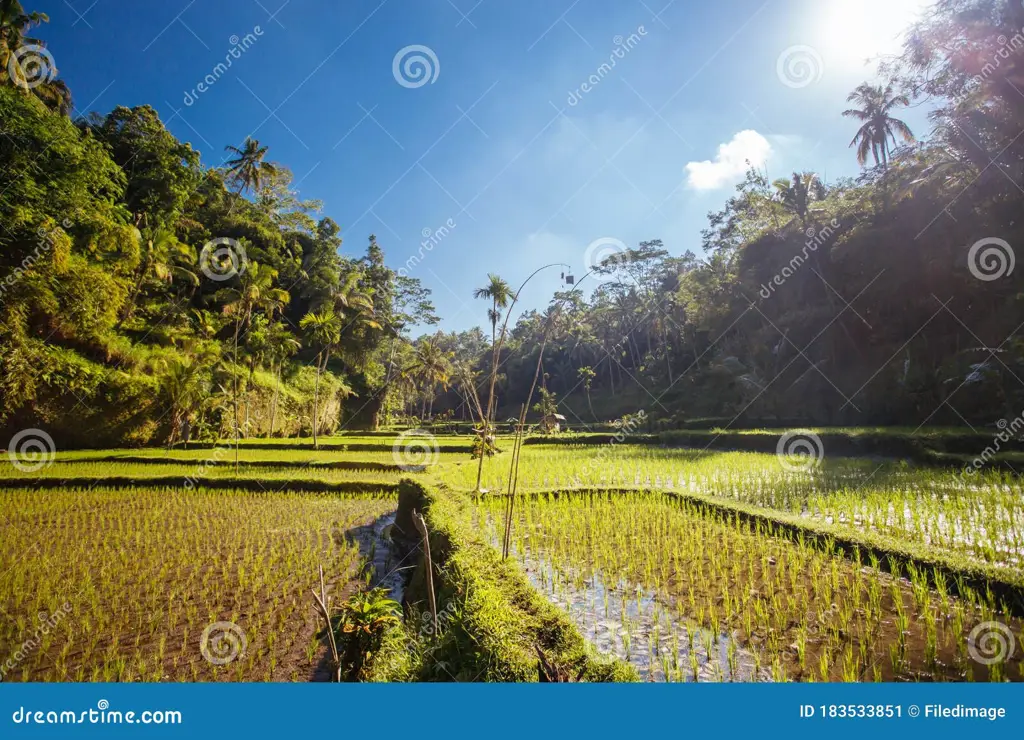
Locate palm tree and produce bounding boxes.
[266,322,300,437]
[300,307,342,449]
[224,137,278,196]
[577,365,597,421]
[0,1,72,114]
[474,274,513,344]
[121,227,198,324]
[842,82,915,170]
[772,172,825,226]
[159,355,212,447]
[216,262,290,467]
[408,338,452,419]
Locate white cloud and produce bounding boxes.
[684,130,772,190]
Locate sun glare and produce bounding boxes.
[821,0,931,67]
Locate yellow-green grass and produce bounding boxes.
[0,461,408,487]
[0,487,394,682]
[482,491,1024,682]
[443,445,1024,573]
[47,447,468,466]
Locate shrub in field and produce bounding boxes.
[335,589,401,681]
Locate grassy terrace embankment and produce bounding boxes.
[524,426,1024,465]
[386,479,637,682]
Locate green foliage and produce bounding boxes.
[0,17,437,445]
[397,479,638,682]
[335,588,401,681]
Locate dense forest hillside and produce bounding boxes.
[0,3,439,446]
[3,0,1024,444]
[413,0,1024,430]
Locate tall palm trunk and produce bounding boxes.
[269,362,280,437]
[312,350,323,450]
[233,318,242,473]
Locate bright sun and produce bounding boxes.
[821,0,932,67]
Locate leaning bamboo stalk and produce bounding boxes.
[411,509,438,635]
[310,563,341,682]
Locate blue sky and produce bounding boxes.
[38,0,934,333]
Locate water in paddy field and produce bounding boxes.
[498,530,769,682]
[350,511,406,603]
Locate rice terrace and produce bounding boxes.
[3,0,1024,691]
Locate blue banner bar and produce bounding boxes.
[1,684,1020,738]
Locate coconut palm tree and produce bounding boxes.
[0,1,72,114]
[577,365,597,421]
[224,137,278,196]
[121,227,198,324]
[407,338,452,420]
[842,82,915,170]
[300,307,342,449]
[159,355,212,447]
[266,322,300,437]
[474,274,513,344]
[216,262,290,467]
[772,172,826,226]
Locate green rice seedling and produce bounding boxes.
[479,490,1024,683]
[444,443,1024,577]
[0,486,393,682]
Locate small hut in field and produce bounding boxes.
[539,413,566,434]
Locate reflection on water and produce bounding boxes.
[503,532,770,682]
